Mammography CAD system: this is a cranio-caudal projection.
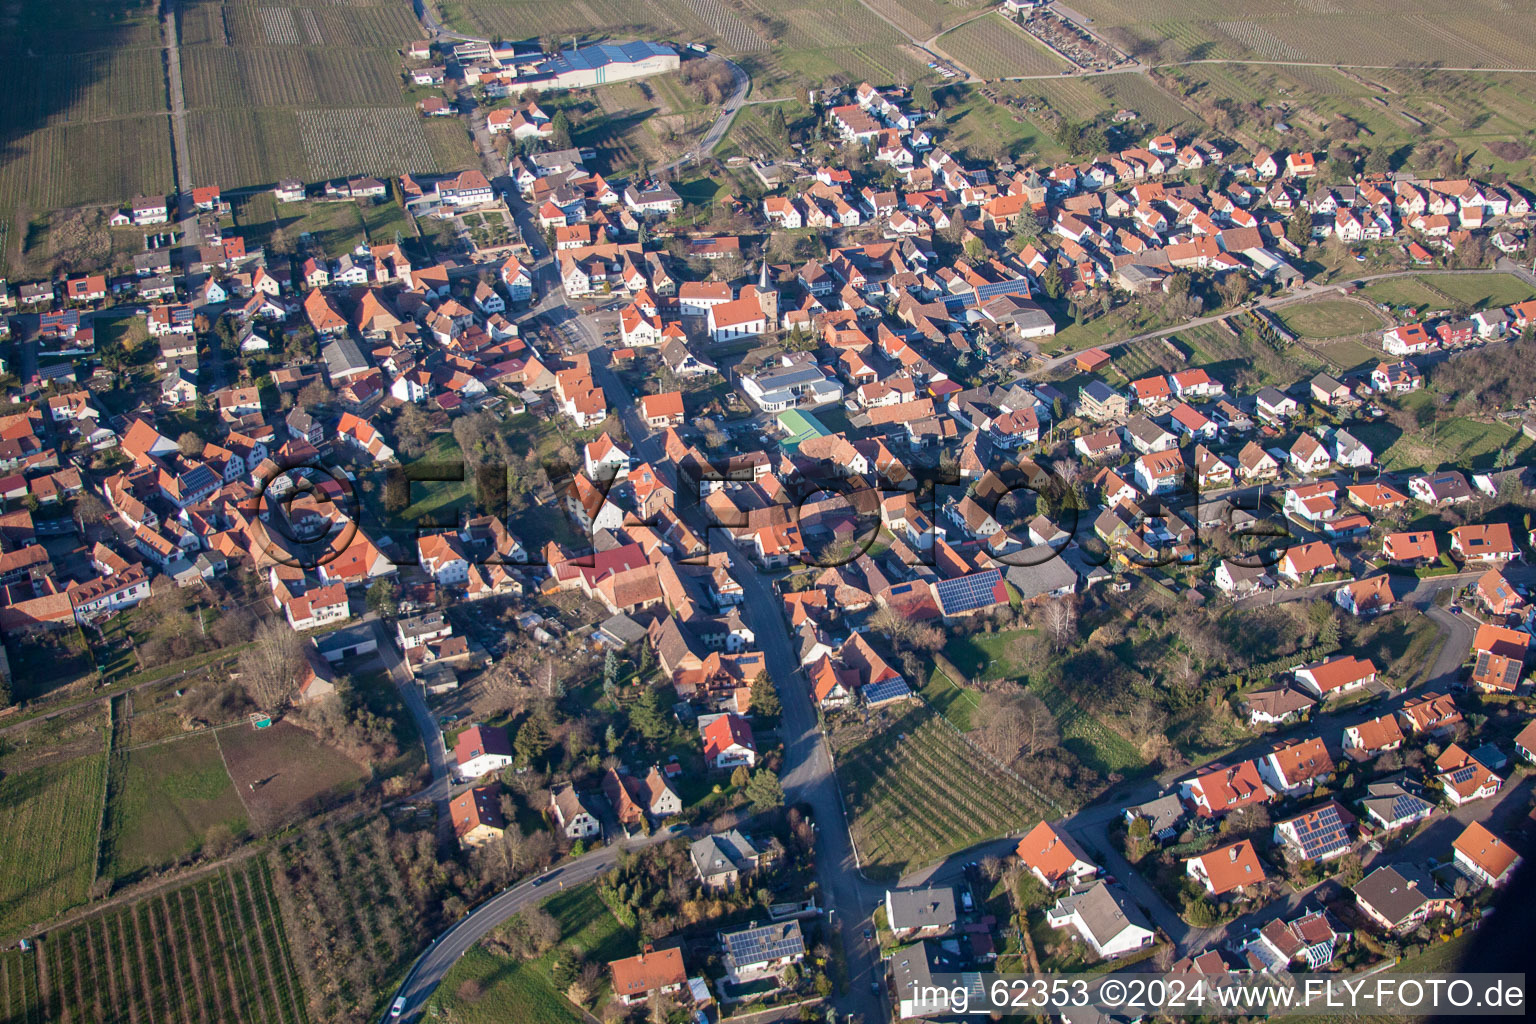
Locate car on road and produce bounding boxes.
[862,928,872,940]
[871,981,882,995]
[391,997,406,1017]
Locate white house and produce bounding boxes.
[453,724,514,780]
[1045,882,1155,959]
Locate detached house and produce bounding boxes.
[1187,840,1267,897]
[1293,654,1377,699]
[1016,820,1099,888]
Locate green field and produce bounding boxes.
[1359,277,1446,310]
[0,755,108,934]
[428,947,585,1024]
[105,733,249,879]
[1350,410,1532,474]
[431,884,636,1021]
[921,667,980,730]
[832,707,1058,877]
[1274,300,1384,339]
[1422,272,1536,309]
[23,860,310,1024]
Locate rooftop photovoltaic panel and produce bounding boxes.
[862,678,912,705]
[933,569,1004,615]
[724,922,804,964]
[1389,794,1430,820]
[1447,765,1479,785]
[1288,805,1350,858]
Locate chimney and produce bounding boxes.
[1229,846,1240,862]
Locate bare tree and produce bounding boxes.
[1042,597,1078,649]
[236,619,305,713]
[976,691,1059,762]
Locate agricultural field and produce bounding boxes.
[25,860,310,1024]
[1273,299,1385,339]
[0,949,43,1024]
[938,12,1071,78]
[0,0,174,275]
[176,0,439,190]
[181,47,406,110]
[832,707,1057,878]
[271,820,440,1023]
[0,754,109,934]
[861,0,989,40]
[217,721,368,830]
[103,732,249,880]
[1066,0,1536,68]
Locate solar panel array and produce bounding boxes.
[724,922,804,965]
[1388,793,1430,822]
[862,678,912,705]
[1447,765,1480,786]
[1288,804,1351,859]
[934,569,1003,615]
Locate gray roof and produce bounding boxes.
[691,829,759,879]
[1004,555,1079,601]
[720,920,804,968]
[884,886,957,931]
[322,334,370,379]
[598,612,647,646]
[1353,864,1442,926]
[1126,794,1185,836]
[1362,780,1433,827]
[1050,881,1152,947]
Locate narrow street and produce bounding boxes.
[590,358,888,1024]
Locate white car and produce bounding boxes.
[391,997,407,1017]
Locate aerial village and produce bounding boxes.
[3,37,1536,1018]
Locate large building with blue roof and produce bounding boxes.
[524,41,680,90]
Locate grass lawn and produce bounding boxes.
[1354,414,1531,473]
[1273,300,1383,339]
[106,732,248,878]
[1423,272,1536,309]
[1313,337,1383,372]
[1031,675,1148,778]
[943,627,1041,681]
[537,885,637,1000]
[428,947,585,1024]
[0,754,108,934]
[1359,277,1445,310]
[398,432,475,528]
[921,667,980,731]
[228,192,370,255]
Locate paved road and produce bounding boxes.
[660,54,750,174]
[162,2,192,202]
[587,355,888,1024]
[368,617,454,843]
[386,836,667,1022]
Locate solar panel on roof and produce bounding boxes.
[862,678,912,705]
[1388,794,1429,821]
[1448,765,1478,785]
[934,569,1003,614]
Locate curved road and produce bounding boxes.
[386,835,670,1021]
[660,54,750,174]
